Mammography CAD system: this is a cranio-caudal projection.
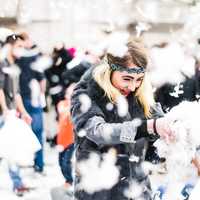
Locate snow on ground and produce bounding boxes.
[0,144,65,200]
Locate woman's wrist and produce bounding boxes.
[153,118,158,135]
[147,119,158,135]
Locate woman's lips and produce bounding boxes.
[120,89,130,96]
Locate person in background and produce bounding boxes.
[152,42,200,199]
[0,34,32,196]
[57,83,76,188]
[6,34,46,174]
[51,84,76,200]
[44,43,74,147]
[45,43,74,116]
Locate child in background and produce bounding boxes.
[56,83,76,188]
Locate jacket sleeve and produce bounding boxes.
[83,115,145,146]
[150,102,164,118]
[71,90,148,146]
[82,102,164,146]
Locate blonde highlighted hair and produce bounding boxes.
[93,40,155,118]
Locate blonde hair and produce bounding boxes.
[93,41,155,118]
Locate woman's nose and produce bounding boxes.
[128,82,136,92]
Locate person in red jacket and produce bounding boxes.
[57,83,76,187]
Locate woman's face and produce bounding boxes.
[111,64,145,97]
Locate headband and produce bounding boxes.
[110,63,145,74]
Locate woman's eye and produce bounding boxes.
[137,78,143,82]
[123,78,130,81]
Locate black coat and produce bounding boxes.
[45,64,67,105]
[155,74,200,112]
[71,67,163,200]
[62,61,91,88]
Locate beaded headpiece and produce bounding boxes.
[110,63,145,74]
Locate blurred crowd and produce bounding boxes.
[0,30,200,200]
[0,31,99,197]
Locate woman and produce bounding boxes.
[71,40,174,200]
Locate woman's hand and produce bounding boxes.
[147,117,176,142]
[155,117,176,142]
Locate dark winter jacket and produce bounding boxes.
[15,55,45,100]
[62,61,91,88]
[71,67,163,200]
[155,74,199,112]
